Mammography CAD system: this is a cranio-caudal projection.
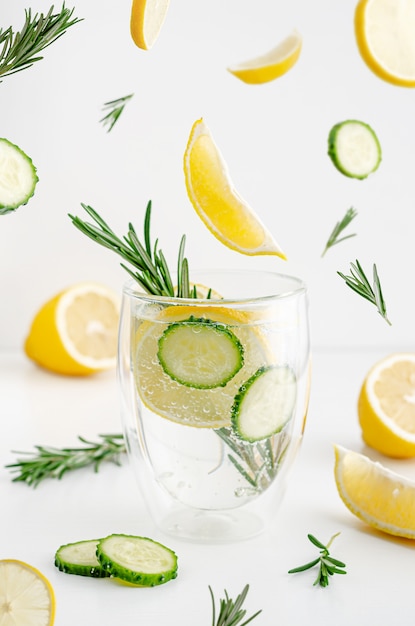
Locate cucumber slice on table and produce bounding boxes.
[97,534,178,586]
[328,120,381,179]
[0,138,38,215]
[157,316,244,389]
[231,365,297,442]
[55,539,109,578]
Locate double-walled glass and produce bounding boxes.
[118,270,310,542]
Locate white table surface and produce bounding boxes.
[2,348,415,625]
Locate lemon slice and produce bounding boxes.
[184,118,286,258]
[0,559,55,626]
[227,31,302,85]
[334,444,415,539]
[355,0,415,87]
[130,0,170,50]
[24,282,120,376]
[358,353,415,458]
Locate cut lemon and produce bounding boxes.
[24,283,120,376]
[0,559,55,626]
[358,353,415,458]
[130,0,170,50]
[334,444,415,539]
[355,0,415,87]
[184,118,286,258]
[227,31,302,85]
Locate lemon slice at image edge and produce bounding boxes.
[334,444,415,539]
[227,30,302,85]
[130,0,170,50]
[184,118,286,258]
[24,282,120,376]
[355,0,415,87]
[0,559,55,626]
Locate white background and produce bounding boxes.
[1,0,414,351]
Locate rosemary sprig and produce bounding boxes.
[0,4,82,80]
[69,200,194,297]
[288,533,347,588]
[322,207,357,257]
[337,259,391,325]
[100,93,134,132]
[6,434,126,488]
[209,584,262,626]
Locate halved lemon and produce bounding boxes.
[24,283,120,376]
[227,31,302,85]
[355,0,415,87]
[184,118,286,258]
[334,444,415,539]
[358,353,415,458]
[0,559,55,626]
[130,0,170,50]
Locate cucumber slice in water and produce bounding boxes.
[328,120,381,179]
[157,316,244,389]
[231,365,297,442]
[97,534,178,586]
[55,539,109,578]
[0,138,38,215]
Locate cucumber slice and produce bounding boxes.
[231,365,296,442]
[0,138,38,215]
[96,534,178,586]
[157,316,244,389]
[55,539,109,578]
[328,120,381,179]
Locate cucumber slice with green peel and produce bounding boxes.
[96,534,178,586]
[157,315,244,389]
[328,120,381,179]
[0,138,38,215]
[231,365,297,442]
[55,539,109,578]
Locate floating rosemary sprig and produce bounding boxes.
[209,584,262,626]
[288,533,347,588]
[100,93,134,132]
[337,259,391,325]
[6,434,126,488]
[322,207,357,257]
[0,4,82,80]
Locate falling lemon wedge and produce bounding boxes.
[183,118,286,258]
[227,31,302,85]
[130,0,170,50]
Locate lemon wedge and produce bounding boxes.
[130,0,170,50]
[227,31,302,85]
[24,282,120,376]
[355,0,415,87]
[0,559,55,626]
[183,118,286,258]
[334,444,415,539]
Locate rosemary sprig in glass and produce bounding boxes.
[0,4,82,80]
[209,584,262,626]
[321,207,357,257]
[6,434,126,488]
[100,94,134,132]
[288,533,347,588]
[338,259,391,325]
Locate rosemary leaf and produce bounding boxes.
[338,259,391,325]
[288,532,346,588]
[209,585,262,626]
[322,207,358,257]
[100,93,133,132]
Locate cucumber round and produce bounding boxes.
[157,316,244,389]
[231,365,297,442]
[0,138,38,215]
[55,539,109,578]
[96,534,178,586]
[328,120,381,179]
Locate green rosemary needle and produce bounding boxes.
[337,259,391,325]
[0,4,82,80]
[100,93,134,132]
[322,207,358,257]
[288,533,347,588]
[6,434,126,488]
[209,584,262,626]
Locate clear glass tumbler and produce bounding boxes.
[118,270,310,542]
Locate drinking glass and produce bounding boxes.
[118,269,310,542]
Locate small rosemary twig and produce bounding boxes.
[337,259,391,325]
[288,533,347,588]
[99,93,134,132]
[322,207,357,257]
[209,584,262,626]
